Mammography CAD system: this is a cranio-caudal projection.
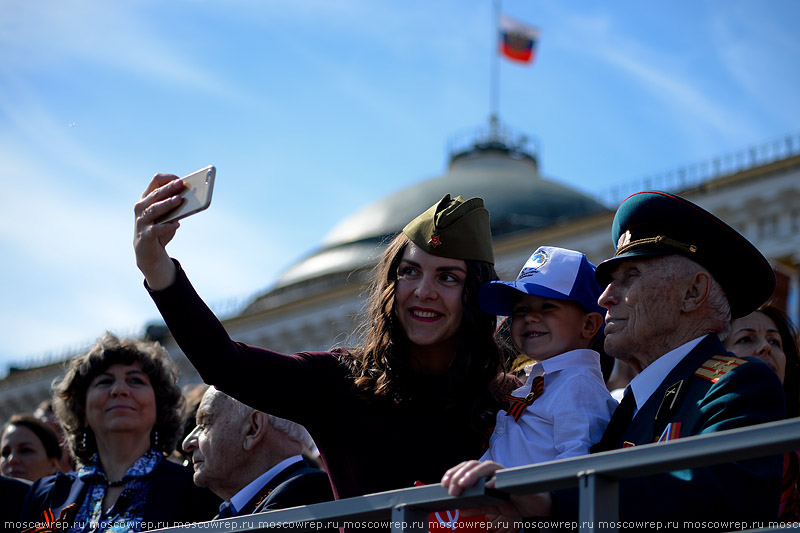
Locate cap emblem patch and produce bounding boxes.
[428,235,442,248]
[518,249,548,279]
[617,230,632,250]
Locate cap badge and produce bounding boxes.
[428,235,442,248]
[529,250,548,269]
[617,230,632,250]
[518,249,548,279]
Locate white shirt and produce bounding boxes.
[228,455,304,514]
[626,336,706,418]
[481,349,618,467]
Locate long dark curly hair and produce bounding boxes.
[345,233,505,430]
[53,332,185,462]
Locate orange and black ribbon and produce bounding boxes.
[23,503,77,533]
[504,375,544,421]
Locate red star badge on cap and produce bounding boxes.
[428,235,442,248]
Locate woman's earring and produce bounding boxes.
[78,428,88,452]
[152,428,159,449]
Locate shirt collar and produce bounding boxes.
[527,348,600,378]
[628,335,707,413]
[229,455,304,512]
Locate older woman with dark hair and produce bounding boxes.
[21,333,219,532]
[725,304,800,521]
[1,414,61,482]
[134,177,517,502]
[726,305,800,417]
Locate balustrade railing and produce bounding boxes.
[153,418,800,533]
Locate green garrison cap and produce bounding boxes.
[595,191,775,318]
[402,194,494,264]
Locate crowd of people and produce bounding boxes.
[0,178,798,533]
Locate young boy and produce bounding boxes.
[479,246,618,466]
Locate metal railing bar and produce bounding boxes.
[747,526,800,532]
[390,505,428,533]
[493,418,800,494]
[577,473,618,533]
[153,479,503,532]
[152,419,800,532]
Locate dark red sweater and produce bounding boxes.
[149,262,513,500]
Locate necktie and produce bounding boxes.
[217,501,236,519]
[505,374,544,421]
[592,387,636,453]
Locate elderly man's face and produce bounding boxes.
[598,257,686,371]
[182,388,246,498]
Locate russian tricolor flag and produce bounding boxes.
[499,15,539,64]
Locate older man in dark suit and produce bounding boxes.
[443,191,785,527]
[183,386,333,519]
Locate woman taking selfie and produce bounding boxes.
[22,334,218,531]
[134,174,515,499]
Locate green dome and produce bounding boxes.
[272,142,608,290]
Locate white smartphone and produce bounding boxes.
[157,166,216,223]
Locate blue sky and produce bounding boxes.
[1,0,799,373]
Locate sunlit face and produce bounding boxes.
[510,294,596,361]
[393,241,466,363]
[726,311,786,383]
[84,362,157,439]
[182,389,244,497]
[598,257,685,371]
[0,424,59,481]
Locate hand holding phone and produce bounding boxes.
[157,166,216,223]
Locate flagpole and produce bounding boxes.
[490,0,500,139]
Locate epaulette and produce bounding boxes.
[694,354,748,383]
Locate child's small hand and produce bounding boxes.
[441,460,504,497]
[441,460,554,520]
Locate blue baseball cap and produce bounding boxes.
[480,246,603,316]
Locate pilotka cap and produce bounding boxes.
[402,194,494,264]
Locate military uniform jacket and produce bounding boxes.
[218,459,333,518]
[553,335,785,525]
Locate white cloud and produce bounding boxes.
[558,10,757,142]
[711,3,800,125]
[0,83,120,190]
[0,124,294,366]
[0,0,251,104]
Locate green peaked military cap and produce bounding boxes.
[402,194,494,264]
[595,190,775,318]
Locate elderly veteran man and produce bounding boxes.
[443,190,785,525]
[183,387,333,519]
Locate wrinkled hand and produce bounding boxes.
[133,174,186,290]
[441,460,553,522]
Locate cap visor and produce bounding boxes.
[480,281,572,316]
